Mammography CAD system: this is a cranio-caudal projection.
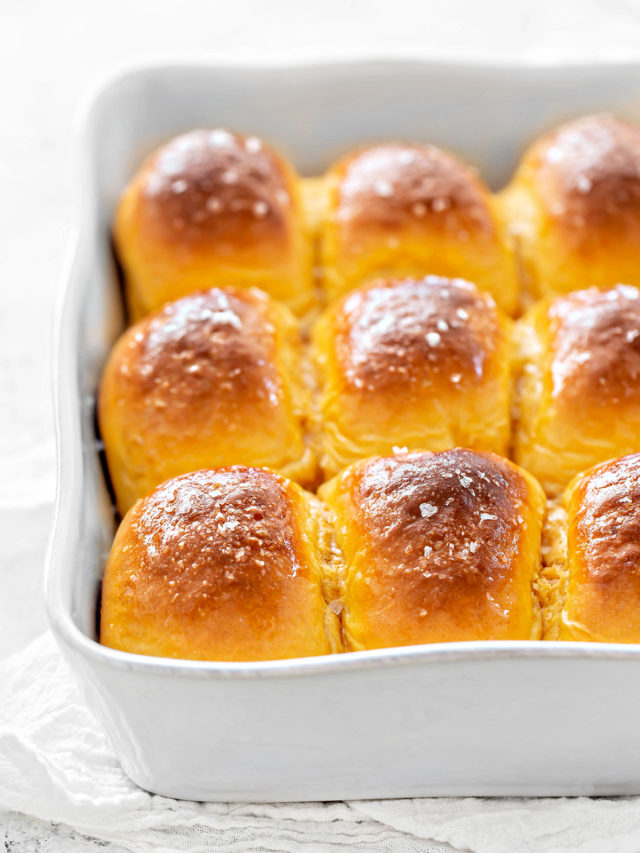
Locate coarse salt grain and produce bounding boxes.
[245,136,262,153]
[426,332,441,347]
[547,146,563,163]
[420,502,438,518]
[374,180,393,197]
[577,174,592,193]
[209,129,232,147]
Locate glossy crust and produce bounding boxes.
[513,285,640,497]
[312,276,512,478]
[100,467,341,661]
[500,114,640,300]
[543,454,640,642]
[99,287,315,514]
[114,129,314,319]
[319,449,545,649]
[320,143,518,314]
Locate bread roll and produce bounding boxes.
[99,287,315,514]
[319,449,545,649]
[543,453,640,642]
[100,467,341,661]
[320,142,518,314]
[312,276,512,478]
[501,114,640,301]
[114,129,314,320]
[513,284,640,497]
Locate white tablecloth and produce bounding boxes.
[3,0,640,848]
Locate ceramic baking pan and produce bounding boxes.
[46,59,640,799]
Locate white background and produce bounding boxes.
[3,0,640,847]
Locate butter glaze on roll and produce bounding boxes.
[501,114,640,300]
[319,449,545,649]
[542,453,640,642]
[514,284,640,497]
[321,143,518,314]
[99,287,315,514]
[100,467,341,661]
[114,129,313,319]
[312,276,512,478]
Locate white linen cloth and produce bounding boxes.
[3,633,640,853]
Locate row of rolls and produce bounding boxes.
[100,112,640,660]
[101,448,640,658]
[115,113,640,320]
[100,275,640,509]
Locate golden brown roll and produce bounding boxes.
[311,276,512,478]
[501,114,640,301]
[99,287,315,515]
[542,453,640,642]
[513,284,640,497]
[319,449,545,650]
[320,142,519,314]
[114,129,314,320]
[100,466,341,661]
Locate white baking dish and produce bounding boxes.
[45,59,640,801]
